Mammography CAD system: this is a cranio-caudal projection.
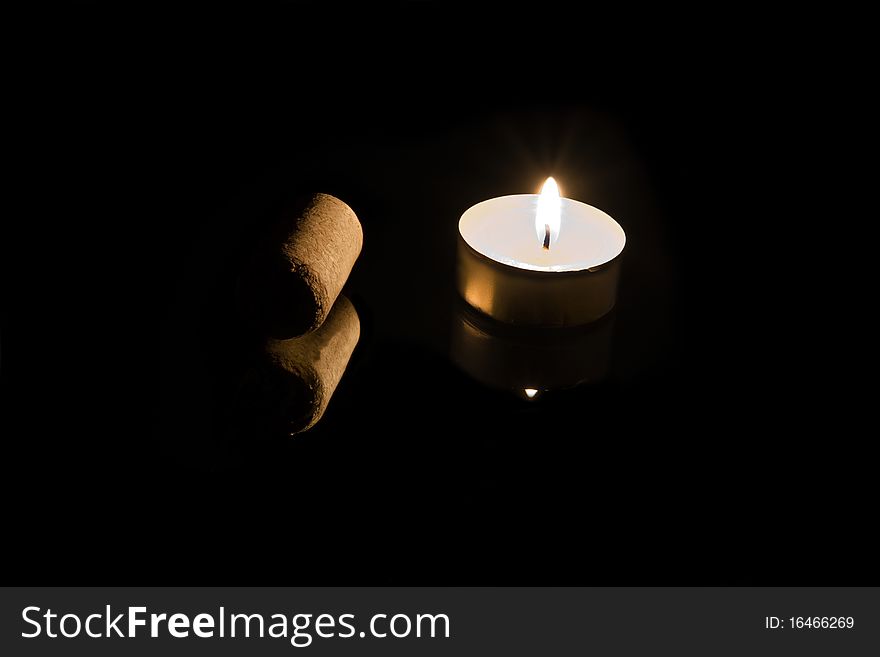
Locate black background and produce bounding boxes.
[2,3,871,584]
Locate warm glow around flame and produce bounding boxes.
[535,177,561,249]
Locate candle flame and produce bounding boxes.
[535,177,561,249]
[524,388,539,399]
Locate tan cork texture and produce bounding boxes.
[281,193,362,335]
[240,192,363,338]
[264,295,360,434]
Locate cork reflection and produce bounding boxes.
[236,295,360,436]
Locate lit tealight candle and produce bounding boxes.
[457,178,626,326]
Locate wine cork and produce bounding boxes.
[238,296,360,435]
[240,193,363,338]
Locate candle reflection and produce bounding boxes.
[450,299,615,397]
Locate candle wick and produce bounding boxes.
[543,224,551,250]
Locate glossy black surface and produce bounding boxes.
[3,3,872,584]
